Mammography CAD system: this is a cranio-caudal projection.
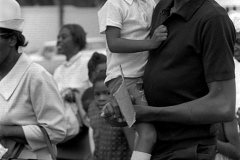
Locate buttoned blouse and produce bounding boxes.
[0,53,67,159]
[53,51,92,135]
[53,51,92,118]
[53,51,92,93]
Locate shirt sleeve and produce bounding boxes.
[22,67,67,151]
[201,14,236,82]
[98,0,123,34]
[150,0,156,7]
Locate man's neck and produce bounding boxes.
[171,0,190,13]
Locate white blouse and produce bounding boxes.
[0,53,67,160]
[53,51,92,121]
[53,51,92,93]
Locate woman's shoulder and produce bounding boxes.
[29,62,52,76]
[19,53,53,79]
[24,61,56,85]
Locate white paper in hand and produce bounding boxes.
[113,65,136,127]
[0,143,8,159]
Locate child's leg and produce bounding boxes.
[125,78,157,160]
[135,123,157,153]
[106,77,157,160]
[131,115,156,160]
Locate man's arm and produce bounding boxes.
[102,79,236,125]
[140,79,236,124]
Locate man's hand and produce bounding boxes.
[101,99,128,127]
[101,95,141,127]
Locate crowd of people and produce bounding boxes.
[1,0,240,160]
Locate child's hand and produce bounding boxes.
[61,88,76,103]
[150,25,168,49]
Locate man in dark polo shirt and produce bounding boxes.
[101,0,236,159]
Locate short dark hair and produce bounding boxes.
[88,52,106,79]
[81,87,94,112]
[0,28,28,50]
[61,24,86,51]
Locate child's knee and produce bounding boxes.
[137,124,157,145]
[141,131,156,145]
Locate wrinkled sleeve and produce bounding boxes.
[22,68,67,151]
[201,14,236,82]
[98,1,123,34]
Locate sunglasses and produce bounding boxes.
[0,33,9,35]
[0,33,13,38]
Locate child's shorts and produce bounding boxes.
[106,76,148,106]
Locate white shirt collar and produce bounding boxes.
[64,51,83,67]
[124,0,134,5]
[124,0,148,5]
[0,53,32,100]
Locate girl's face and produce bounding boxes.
[96,63,107,73]
[234,32,240,62]
[57,27,77,57]
[90,63,107,83]
[93,80,112,110]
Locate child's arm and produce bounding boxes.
[105,25,167,53]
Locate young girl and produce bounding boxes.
[98,0,167,159]
[87,71,131,160]
[81,52,107,154]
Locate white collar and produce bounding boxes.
[124,0,134,5]
[64,51,83,67]
[0,53,32,100]
[125,0,148,5]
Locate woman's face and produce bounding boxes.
[234,32,240,62]
[93,80,112,110]
[0,34,11,66]
[57,27,77,57]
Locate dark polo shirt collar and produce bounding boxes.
[161,0,206,21]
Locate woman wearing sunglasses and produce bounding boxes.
[0,0,67,159]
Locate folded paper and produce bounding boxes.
[113,65,136,127]
[0,143,8,159]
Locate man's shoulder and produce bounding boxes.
[200,0,228,17]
